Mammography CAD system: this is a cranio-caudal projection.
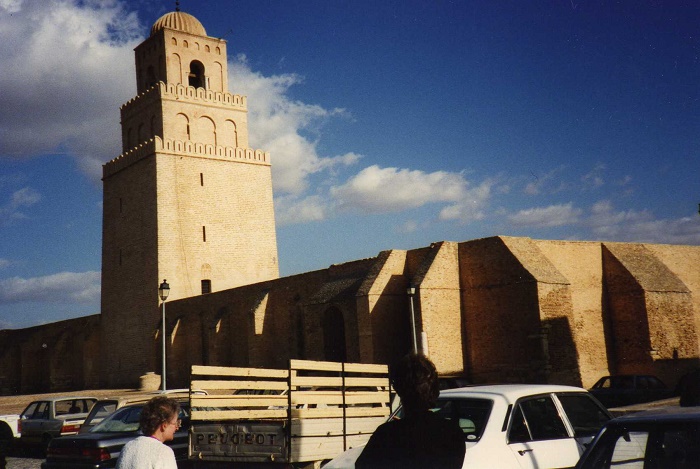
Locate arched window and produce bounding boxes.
[175,113,190,141]
[189,60,206,89]
[322,307,347,362]
[221,120,237,147]
[194,116,216,145]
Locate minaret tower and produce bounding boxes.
[101,9,279,387]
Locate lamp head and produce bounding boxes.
[159,279,170,301]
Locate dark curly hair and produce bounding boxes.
[391,353,439,413]
[139,396,180,436]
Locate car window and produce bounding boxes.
[85,402,118,426]
[91,405,143,433]
[508,396,569,443]
[393,398,493,442]
[595,377,611,389]
[613,376,634,389]
[21,402,38,419]
[35,402,50,419]
[556,393,610,437]
[90,403,189,433]
[646,377,665,390]
[586,424,700,469]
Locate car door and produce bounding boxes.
[507,395,581,469]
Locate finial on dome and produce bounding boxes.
[175,1,180,12]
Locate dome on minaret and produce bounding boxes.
[150,10,206,37]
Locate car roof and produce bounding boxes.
[439,384,589,400]
[92,390,195,405]
[612,406,700,423]
[27,396,98,403]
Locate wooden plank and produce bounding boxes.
[190,408,287,420]
[341,362,388,374]
[190,380,289,391]
[290,416,385,437]
[291,390,389,406]
[290,360,388,375]
[289,434,372,462]
[191,364,288,378]
[190,396,288,408]
[290,359,343,372]
[291,407,390,419]
[290,376,388,388]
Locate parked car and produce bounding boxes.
[19,397,97,448]
[574,406,700,469]
[78,389,200,433]
[42,400,191,469]
[323,384,612,469]
[589,375,673,408]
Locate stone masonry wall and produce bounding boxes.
[535,240,610,387]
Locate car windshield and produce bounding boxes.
[393,397,493,442]
[90,404,190,433]
[90,405,143,433]
[83,401,118,427]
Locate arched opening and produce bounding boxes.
[189,60,206,89]
[146,66,156,89]
[322,307,347,362]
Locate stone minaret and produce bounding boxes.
[101,10,279,387]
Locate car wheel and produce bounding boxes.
[41,434,52,455]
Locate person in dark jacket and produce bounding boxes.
[0,421,12,469]
[355,353,465,469]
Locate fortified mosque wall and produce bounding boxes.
[1,237,698,395]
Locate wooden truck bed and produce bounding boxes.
[189,359,390,464]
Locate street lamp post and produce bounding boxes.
[158,279,170,391]
[407,286,418,354]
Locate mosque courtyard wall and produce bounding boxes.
[1,236,698,395]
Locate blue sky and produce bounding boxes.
[1,0,700,329]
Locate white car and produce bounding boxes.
[323,384,611,469]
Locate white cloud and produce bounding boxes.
[0,271,101,304]
[586,200,700,244]
[508,203,582,228]
[229,55,357,196]
[329,165,490,218]
[0,187,41,225]
[275,195,327,226]
[0,0,142,179]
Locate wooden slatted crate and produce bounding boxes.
[189,359,390,464]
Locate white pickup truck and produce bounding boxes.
[0,414,19,438]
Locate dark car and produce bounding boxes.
[41,401,191,469]
[574,406,700,469]
[589,375,673,408]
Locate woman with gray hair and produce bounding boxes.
[115,396,180,469]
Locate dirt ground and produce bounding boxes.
[0,389,137,415]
